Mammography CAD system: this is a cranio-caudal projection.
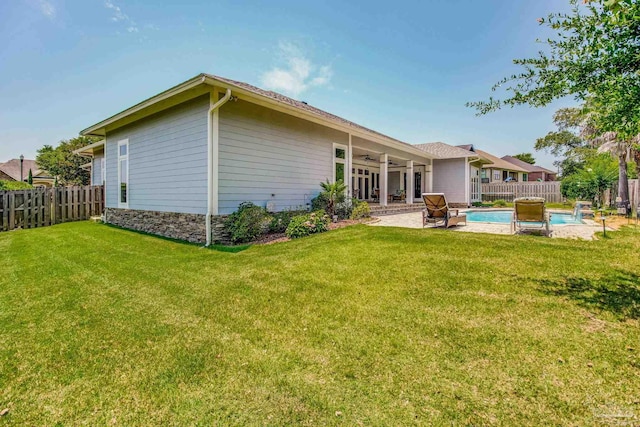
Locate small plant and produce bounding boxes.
[493,199,508,207]
[474,201,494,208]
[319,179,347,217]
[311,192,329,213]
[225,202,271,244]
[335,197,358,220]
[268,211,302,233]
[350,201,371,219]
[285,211,330,239]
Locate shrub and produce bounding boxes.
[311,192,329,213]
[0,180,33,191]
[336,197,360,219]
[350,201,370,219]
[319,179,347,217]
[493,199,508,207]
[285,211,330,239]
[268,210,304,233]
[474,201,494,207]
[225,202,271,244]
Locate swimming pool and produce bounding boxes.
[465,209,584,225]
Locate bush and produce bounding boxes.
[474,201,494,207]
[311,192,329,213]
[335,198,359,219]
[0,180,33,191]
[268,210,304,233]
[285,211,330,239]
[225,202,271,244]
[493,199,508,207]
[350,201,370,219]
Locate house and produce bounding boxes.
[0,158,54,187]
[501,156,557,181]
[474,149,529,182]
[77,73,438,244]
[414,142,490,206]
[75,140,106,186]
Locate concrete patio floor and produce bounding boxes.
[369,211,605,240]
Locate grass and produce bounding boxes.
[1,222,640,425]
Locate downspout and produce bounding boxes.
[206,88,232,246]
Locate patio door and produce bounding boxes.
[414,172,422,199]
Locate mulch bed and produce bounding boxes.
[253,218,373,245]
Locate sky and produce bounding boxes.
[0,0,577,169]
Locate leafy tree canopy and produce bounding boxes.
[512,153,536,164]
[468,0,640,139]
[36,136,99,186]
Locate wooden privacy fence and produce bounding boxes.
[0,186,104,232]
[482,181,563,203]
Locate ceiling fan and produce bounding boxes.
[358,154,376,162]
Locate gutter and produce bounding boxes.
[205,88,232,246]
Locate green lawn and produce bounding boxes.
[1,222,639,425]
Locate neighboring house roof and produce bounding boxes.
[414,142,480,159]
[474,149,528,172]
[0,159,42,181]
[456,144,475,152]
[80,73,436,160]
[501,156,556,175]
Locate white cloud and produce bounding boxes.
[104,0,139,33]
[260,42,333,98]
[39,0,55,19]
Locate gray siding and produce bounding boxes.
[105,95,209,214]
[432,158,467,204]
[92,153,103,186]
[218,99,348,214]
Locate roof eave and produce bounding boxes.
[73,139,105,157]
[201,75,435,160]
[80,73,435,161]
[80,74,208,137]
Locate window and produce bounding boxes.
[493,170,501,181]
[333,143,347,184]
[523,173,528,182]
[118,139,129,207]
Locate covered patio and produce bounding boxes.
[335,136,434,207]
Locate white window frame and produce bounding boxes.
[117,139,129,208]
[101,157,106,186]
[333,143,347,184]
[493,170,501,181]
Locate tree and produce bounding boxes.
[468,0,640,135]
[534,107,596,177]
[592,131,631,205]
[36,136,98,186]
[512,153,536,164]
[468,0,640,206]
[560,154,618,205]
[27,169,33,185]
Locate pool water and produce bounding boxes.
[465,209,584,225]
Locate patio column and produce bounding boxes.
[379,153,388,206]
[465,159,470,207]
[347,134,353,198]
[406,160,414,204]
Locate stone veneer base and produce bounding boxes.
[105,208,231,244]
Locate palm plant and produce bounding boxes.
[319,179,347,217]
[591,131,631,209]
